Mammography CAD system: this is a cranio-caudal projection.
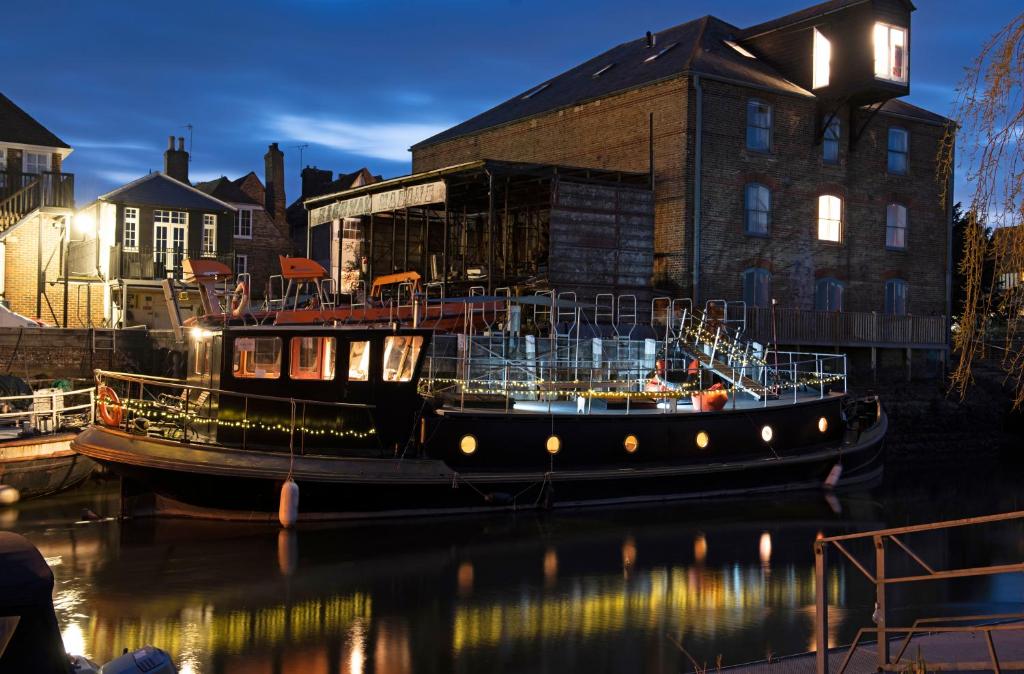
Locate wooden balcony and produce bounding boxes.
[743,307,948,350]
[0,171,75,232]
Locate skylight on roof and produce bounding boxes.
[592,63,615,78]
[724,40,756,59]
[522,83,550,100]
[643,42,679,63]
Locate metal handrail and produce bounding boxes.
[815,510,1024,674]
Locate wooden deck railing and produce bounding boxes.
[0,171,75,231]
[744,307,948,349]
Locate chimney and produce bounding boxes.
[164,134,189,183]
[264,142,286,225]
[301,166,333,198]
[645,31,655,48]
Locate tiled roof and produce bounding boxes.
[98,172,236,211]
[877,98,951,127]
[413,15,810,149]
[194,176,261,205]
[0,93,70,149]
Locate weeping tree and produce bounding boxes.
[942,12,1024,406]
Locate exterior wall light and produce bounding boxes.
[696,431,710,449]
[761,425,774,443]
[460,435,477,455]
[546,435,561,455]
[624,434,639,453]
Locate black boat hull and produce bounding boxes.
[71,399,886,520]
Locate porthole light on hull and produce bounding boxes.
[818,417,828,433]
[460,435,477,455]
[624,435,639,453]
[546,435,561,455]
[696,431,710,449]
[761,425,774,443]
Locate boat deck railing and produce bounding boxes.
[93,370,381,454]
[814,511,1024,674]
[0,385,95,436]
[421,333,846,413]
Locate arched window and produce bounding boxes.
[815,277,845,312]
[744,183,771,235]
[823,116,840,164]
[886,203,907,249]
[885,279,908,315]
[746,99,772,152]
[888,127,908,174]
[817,195,843,242]
[742,268,772,308]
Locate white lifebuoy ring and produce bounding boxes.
[231,280,250,317]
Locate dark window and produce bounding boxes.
[886,203,907,249]
[744,183,771,235]
[888,128,908,174]
[742,268,772,308]
[885,279,908,315]
[823,117,840,164]
[746,100,772,152]
[815,278,845,311]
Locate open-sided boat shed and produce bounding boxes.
[303,160,654,302]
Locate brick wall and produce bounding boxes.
[2,213,105,327]
[232,175,298,300]
[0,328,174,380]
[412,76,949,315]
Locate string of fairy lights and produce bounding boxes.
[105,398,377,439]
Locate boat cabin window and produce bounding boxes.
[349,340,370,381]
[193,338,209,376]
[290,336,336,381]
[383,335,423,382]
[232,336,282,379]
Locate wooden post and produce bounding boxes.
[368,213,375,284]
[875,535,888,670]
[905,347,912,382]
[487,171,495,294]
[815,540,829,674]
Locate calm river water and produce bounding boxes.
[3,463,1024,674]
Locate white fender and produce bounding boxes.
[824,463,843,490]
[278,478,299,528]
[277,529,297,576]
[0,485,20,506]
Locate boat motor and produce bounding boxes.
[70,646,176,674]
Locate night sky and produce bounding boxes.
[6,0,1020,205]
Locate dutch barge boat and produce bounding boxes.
[72,261,886,520]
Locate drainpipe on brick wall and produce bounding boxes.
[945,140,955,360]
[692,74,703,306]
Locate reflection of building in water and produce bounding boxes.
[452,564,845,652]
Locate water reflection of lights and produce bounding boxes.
[622,536,637,576]
[61,621,87,659]
[452,565,845,652]
[347,619,367,674]
[759,533,772,566]
[458,561,474,596]
[543,548,558,585]
[694,535,707,564]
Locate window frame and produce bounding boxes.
[817,194,844,243]
[202,213,217,257]
[887,127,909,175]
[235,208,253,239]
[123,207,139,252]
[382,335,424,383]
[885,203,908,250]
[746,99,773,153]
[873,22,908,84]
[22,151,50,175]
[743,183,771,237]
[289,336,337,381]
[823,116,840,164]
[235,254,248,277]
[348,340,371,382]
[742,267,772,308]
[814,277,846,312]
[232,336,283,379]
[812,28,831,89]
[884,278,908,315]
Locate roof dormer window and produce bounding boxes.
[873,23,908,83]
[813,29,831,89]
[521,83,550,100]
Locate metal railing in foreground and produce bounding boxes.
[814,511,1024,674]
[94,370,380,455]
[421,335,847,413]
[0,386,95,434]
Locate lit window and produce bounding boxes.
[235,254,248,277]
[813,29,831,89]
[193,335,209,376]
[289,337,336,381]
[235,209,253,238]
[202,214,217,257]
[744,183,771,235]
[153,210,187,274]
[886,203,908,249]
[888,128,908,174]
[823,116,840,164]
[874,23,908,83]
[818,195,843,242]
[746,100,772,152]
[522,83,550,100]
[724,40,755,58]
[742,268,772,308]
[815,277,845,311]
[23,152,50,175]
[885,279,908,315]
[383,335,424,382]
[232,336,282,379]
[644,42,679,63]
[123,207,139,252]
[592,63,615,78]
[348,340,370,381]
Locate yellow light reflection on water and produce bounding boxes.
[759,533,772,566]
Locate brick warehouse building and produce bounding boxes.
[409,0,952,328]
